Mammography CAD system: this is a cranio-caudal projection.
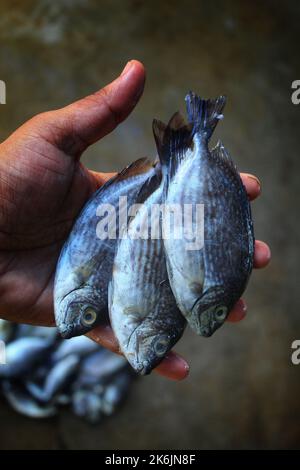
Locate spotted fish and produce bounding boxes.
[109,115,186,375]
[54,158,160,338]
[155,92,254,337]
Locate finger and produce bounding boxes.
[35,60,146,158]
[88,170,116,189]
[87,326,189,381]
[154,351,190,381]
[87,325,119,353]
[240,173,261,201]
[254,240,271,268]
[226,298,247,322]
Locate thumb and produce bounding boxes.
[29,60,146,158]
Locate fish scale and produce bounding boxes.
[203,151,253,289]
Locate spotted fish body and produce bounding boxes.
[155,92,254,337]
[54,158,160,338]
[109,129,186,375]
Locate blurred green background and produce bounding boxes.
[0,0,299,449]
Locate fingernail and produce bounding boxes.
[235,298,247,313]
[263,243,272,263]
[121,60,134,76]
[246,174,261,193]
[162,354,190,381]
[154,353,190,380]
[241,300,247,313]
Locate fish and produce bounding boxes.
[109,118,186,375]
[54,157,161,339]
[157,92,254,337]
[0,337,53,378]
[51,335,99,362]
[0,323,134,423]
[74,349,127,387]
[14,324,58,342]
[1,380,57,418]
[101,371,131,416]
[25,353,80,402]
[71,389,103,423]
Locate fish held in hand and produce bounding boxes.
[156,92,254,337]
[109,123,186,375]
[54,158,160,339]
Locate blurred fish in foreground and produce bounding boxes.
[0,320,135,423]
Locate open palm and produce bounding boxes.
[0,61,270,380]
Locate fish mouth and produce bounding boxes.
[199,325,214,337]
[191,303,215,337]
[135,360,153,376]
[58,322,86,339]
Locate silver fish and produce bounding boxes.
[109,132,186,375]
[101,372,131,416]
[1,381,57,418]
[54,158,160,338]
[71,389,103,423]
[51,335,98,362]
[15,324,58,341]
[0,337,52,378]
[157,92,254,337]
[75,350,127,387]
[26,353,80,402]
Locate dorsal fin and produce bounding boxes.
[211,141,238,173]
[185,92,226,140]
[95,157,155,196]
[116,157,155,180]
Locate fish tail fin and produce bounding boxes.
[152,112,192,181]
[185,92,226,140]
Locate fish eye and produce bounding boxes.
[81,307,98,326]
[154,337,169,356]
[214,305,228,321]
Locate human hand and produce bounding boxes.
[0,60,271,380]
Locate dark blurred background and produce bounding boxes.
[0,0,299,449]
